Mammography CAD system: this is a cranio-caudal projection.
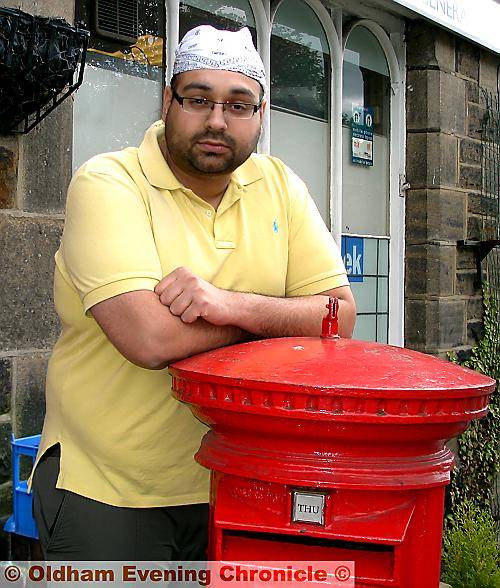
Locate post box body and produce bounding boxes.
[170,337,495,587]
[209,474,444,587]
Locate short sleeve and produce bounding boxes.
[285,168,348,296]
[61,158,163,313]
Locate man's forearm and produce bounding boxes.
[90,290,249,370]
[149,311,249,369]
[155,268,356,339]
[225,292,354,339]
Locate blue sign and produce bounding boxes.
[351,106,374,166]
[342,236,364,283]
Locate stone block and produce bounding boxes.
[0,216,62,351]
[14,354,48,438]
[479,49,500,94]
[468,193,498,217]
[459,139,482,165]
[19,100,72,214]
[456,38,480,81]
[405,298,467,350]
[405,189,466,243]
[456,270,479,296]
[0,359,12,416]
[459,164,482,191]
[0,143,18,209]
[0,0,74,22]
[437,72,465,135]
[406,21,455,71]
[406,132,458,190]
[456,246,476,270]
[483,218,497,240]
[0,419,12,485]
[0,482,12,517]
[465,79,479,104]
[407,70,465,134]
[467,103,486,140]
[406,134,427,188]
[467,296,484,321]
[406,70,428,129]
[466,214,481,240]
[406,244,455,296]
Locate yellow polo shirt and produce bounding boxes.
[34,121,348,507]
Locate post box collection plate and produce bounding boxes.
[292,491,326,525]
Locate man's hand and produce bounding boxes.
[154,267,234,325]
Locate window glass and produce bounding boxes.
[342,26,389,136]
[73,1,165,170]
[341,27,391,345]
[342,236,389,343]
[270,0,331,223]
[342,26,390,236]
[179,0,256,48]
[271,0,330,120]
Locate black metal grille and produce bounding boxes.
[480,89,500,364]
[480,90,500,241]
[0,7,88,134]
[95,0,139,44]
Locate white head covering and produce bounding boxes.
[173,25,267,95]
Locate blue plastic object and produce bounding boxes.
[3,434,41,539]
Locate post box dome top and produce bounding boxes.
[170,338,495,489]
[170,337,496,430]
[170,337,494,397]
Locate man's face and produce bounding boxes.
[163,69,265,177]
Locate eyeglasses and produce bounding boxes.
[172,90,262,120]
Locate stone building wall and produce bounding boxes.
[0,0,74,558]
[405,21,500,359]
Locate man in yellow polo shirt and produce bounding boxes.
[31,25,355,560]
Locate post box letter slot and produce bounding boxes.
[221,530,395,582]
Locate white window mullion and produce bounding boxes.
[250,0,271,154]
[331,15,343,241]
[165,0,180,81]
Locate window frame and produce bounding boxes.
[342,19,405,346]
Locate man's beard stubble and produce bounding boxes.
[164,117,261,177]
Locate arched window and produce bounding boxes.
[342,25,391,343]
[270,0,331,222]
[179,1,256,48]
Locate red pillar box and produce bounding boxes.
[170,320,494,587]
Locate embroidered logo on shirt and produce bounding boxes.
[273,220,279,233]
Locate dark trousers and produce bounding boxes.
[32,446,209,561]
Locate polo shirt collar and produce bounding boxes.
[138,121,182,190]
[138,121,263,191]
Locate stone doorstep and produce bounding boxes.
[440,583,453,588]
